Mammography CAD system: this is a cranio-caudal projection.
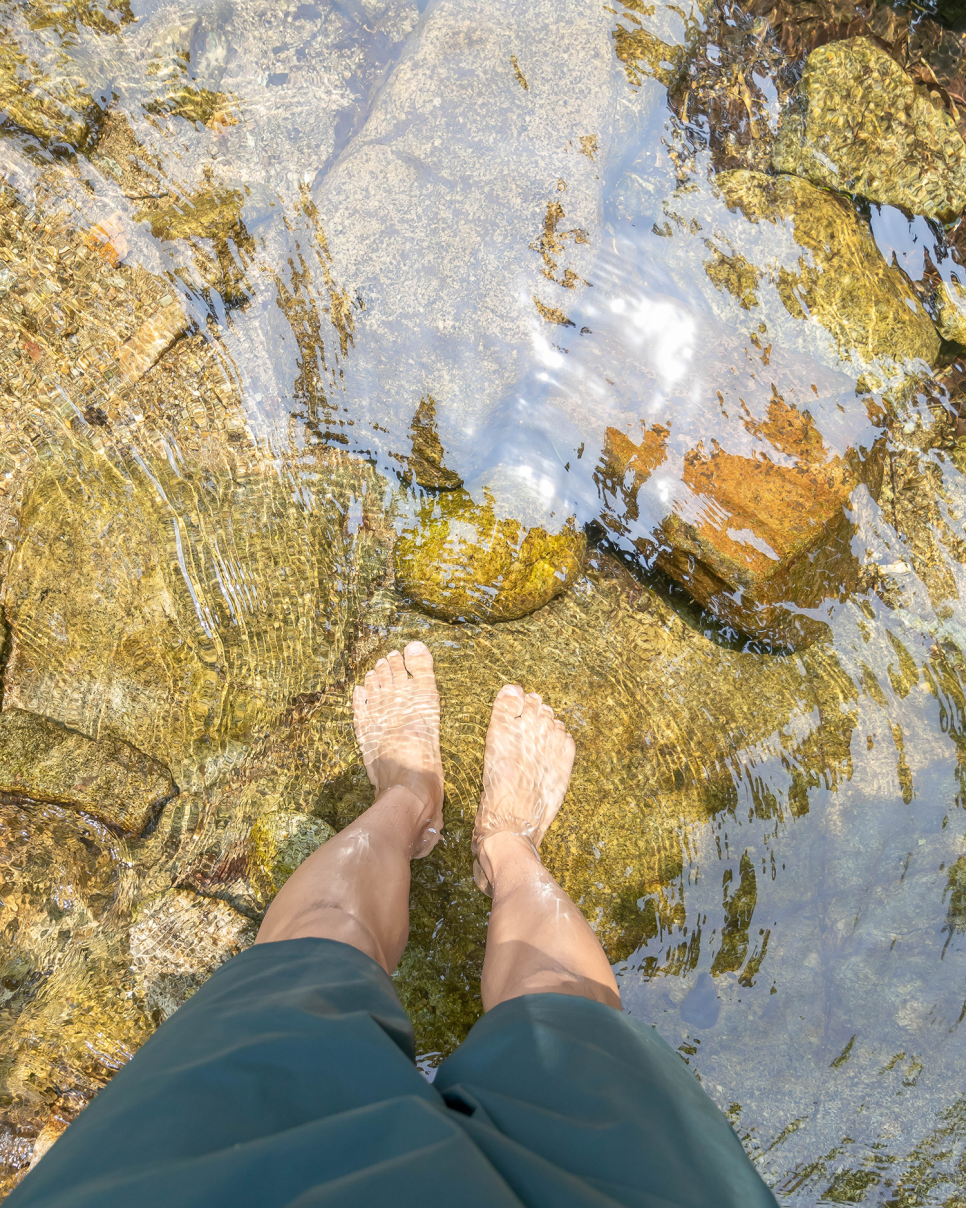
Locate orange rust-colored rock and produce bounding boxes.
[605,424,670,483]
[83,215,129,267]
[657,395,881,646]
[598,423,670,526]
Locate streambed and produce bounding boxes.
[0,0,964,1202]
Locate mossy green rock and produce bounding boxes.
[28,0,133,35]
[248,810,335,899]
[0,709,175,835]
[773,37,966,220]
[394,492,586,623]
[135,188,245,244]
[715,169,941,390]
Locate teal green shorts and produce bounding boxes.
[8,938,777,1207]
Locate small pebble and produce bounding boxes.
[160,294,174,307]
[902,422,916,434]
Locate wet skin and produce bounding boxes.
[256,642,620,1010]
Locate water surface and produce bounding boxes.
[0,0,965,1202]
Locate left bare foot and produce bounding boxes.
[352,641,444,857]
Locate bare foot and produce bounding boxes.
[352,641,444,858]
[472,684,576,894]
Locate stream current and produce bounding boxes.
[0,0,966,1203]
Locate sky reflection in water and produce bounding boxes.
[0,0,965,1202]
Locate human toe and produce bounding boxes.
[492,683,525,719]
[374,657,393,689]
[522,692,544,720]
[364,668,380,696]
[386,649,407,684]
[403,641,436,687]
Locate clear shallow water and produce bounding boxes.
[0,0,966,1201]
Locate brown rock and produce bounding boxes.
[599,424,670,523]
[82,215,129,268]
[655,393,880,646]
[0,709,176,834]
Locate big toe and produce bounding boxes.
[403,641,436,688]
[492,683,525,721]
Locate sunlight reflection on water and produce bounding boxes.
[0,0,965,1201]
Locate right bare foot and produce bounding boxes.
[352,641,444,858]
[472,684,576,895]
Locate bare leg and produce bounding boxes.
[255,641,443,974]
[473,686,621,1012]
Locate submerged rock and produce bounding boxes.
[658,393,880,647]
[0,710,175,835]
[248,810,335,899]
[135,188,246,244]
[598,390,876,647]
[936,271,966,346]
[772,37,966,221]
[713,169,940,391]
[118,302,191,384]
[146,86,232,128]
[142,1,233,127]
[27,0,133,36]
[394,490,586,622]
[0,34,107,152]
[129,889,255,1023]
[2,447,389,781]
[0,797,145,1196]
[313,0,624,496]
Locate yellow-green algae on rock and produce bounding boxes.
[714,169,940,390]
[936,272,966,346]
[772,36,966,221]
[134,189,246,245]
[0,33,106,152]
[394,490,587,623]
[0,796,149,1184]
[0,710,175,835]
[1,445,389,781]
